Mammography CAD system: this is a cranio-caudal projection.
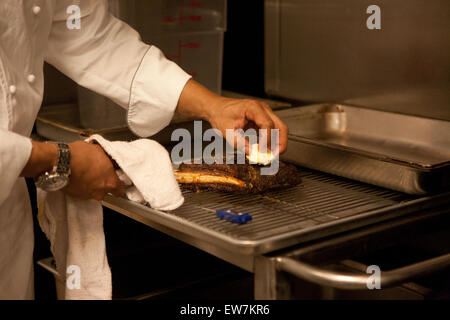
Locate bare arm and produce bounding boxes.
[20,141,58,178]
[176,79,289,154]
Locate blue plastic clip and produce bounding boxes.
[216,209,252,225]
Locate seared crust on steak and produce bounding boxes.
[176,160,302,194]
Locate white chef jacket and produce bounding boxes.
[0,0,191,299]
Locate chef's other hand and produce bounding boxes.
[64,141,126,201]
[176,80,288,155]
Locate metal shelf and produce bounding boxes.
[103,168,450,272]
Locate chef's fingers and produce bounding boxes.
[260,102,289,154]
[112,180,127,198]
[91,191,106,202]
[244,101,275,149]
[104,174,127,198]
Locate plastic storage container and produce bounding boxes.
[78,0,226,130]
[115,0,227,34]
[148,30,224,94]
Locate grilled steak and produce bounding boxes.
[175,160,302,194]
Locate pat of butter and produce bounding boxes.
[247,144,275,165]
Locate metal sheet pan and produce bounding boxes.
[36,103,200,144]
[276,104,450,195]
[36,104,136,142]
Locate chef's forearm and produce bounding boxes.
[21,141,58,178]
[175,79,223,122]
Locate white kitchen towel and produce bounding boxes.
[38,135,184,300]
[86,134,184,211]
[37,191,111,300]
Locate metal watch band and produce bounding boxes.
[34,142,71,192]
[56,143,71,174]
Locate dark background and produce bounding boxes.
[222,0,266,97]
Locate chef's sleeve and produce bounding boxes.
[45,0,192,137]
[0,130,32,205]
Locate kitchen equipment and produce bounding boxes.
[116,0,227,94]
[37,258,65,300]
[101,165,450,299]
[148,30,225,94]
[114,0,227,34]
[258,2,450,297]
[36,104,137,142]
[255,205,450,299]
[265,0,450,121]
[275,104,450,195]
[37,233,252,300]
[77,86,128,130]
[103,167,450,272]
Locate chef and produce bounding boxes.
[0,0,288,299]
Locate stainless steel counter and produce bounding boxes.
[102,168,450,273]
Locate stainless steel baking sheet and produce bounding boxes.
[276,104,450,194]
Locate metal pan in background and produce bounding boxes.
[275,104,450,195]
[36,104,136,142]
[36,103,201,145]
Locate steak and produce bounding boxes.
[175,159,302,194]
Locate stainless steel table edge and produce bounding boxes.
[103,192,450,272]
[253,206,450,299]
[103,195,255,272]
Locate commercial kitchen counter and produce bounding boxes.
[102,167,450,273]
[101,168,450,299]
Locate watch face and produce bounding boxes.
[35,142,71,192]
[37,173,69,192]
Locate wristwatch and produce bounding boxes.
[35,142,71,192]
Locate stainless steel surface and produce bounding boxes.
[254,206,450,299]
[104,197,255,272]
[36,104,136,142]
[35,103,202,145]
[276,104,450,194]
[276,253,450,290]
[265,0,450,121]
[221,90,292,110]
[103,167,450,272]
[37,257,65,300]
[254,255,291,299]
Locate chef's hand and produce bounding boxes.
[21,141,125,200]
[64,141,126,201]
[206,97,288,154]
[176,79,288,154]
